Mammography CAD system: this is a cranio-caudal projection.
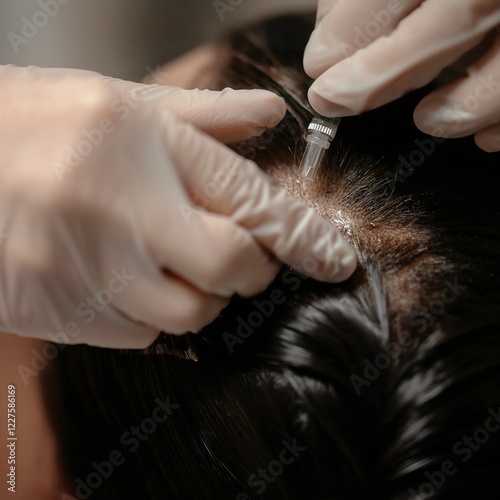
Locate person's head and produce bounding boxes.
[56,13,500,500]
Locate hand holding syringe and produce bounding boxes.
[304,0,500,152]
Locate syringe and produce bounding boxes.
[298,117,342,181]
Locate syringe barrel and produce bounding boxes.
[298,135,329,180]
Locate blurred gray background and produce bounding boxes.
[0,0,316,81]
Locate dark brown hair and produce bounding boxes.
[57,13,500,500]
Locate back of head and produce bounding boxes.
[56,13,500,500]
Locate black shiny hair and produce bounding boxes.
[57,13,500,500]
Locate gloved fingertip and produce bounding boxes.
[255,89,287,126]
[308,86,353,118]
[315,0,337,27]
[326,239,357,283]
[262,92,287,128]
[335,247,358,282]
[303,31,324,79]
[413,100,468,138]
[303,33,348,80]
[227,88,287,128]
[475,128,500,153]
[303,230,357,283]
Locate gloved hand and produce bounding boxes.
[0,65,356,349]
[304,0,500,152]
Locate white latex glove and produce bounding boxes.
[0,65,356,349]
[304,0,500,152]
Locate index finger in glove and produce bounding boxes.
[305,0,420,78]
[158,87,287,143]
[308,0,500,117]
[315,0,337,27]
[105,78,287,143]
[163,115,357,283]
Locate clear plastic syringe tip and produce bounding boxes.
[298,117,342,181]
